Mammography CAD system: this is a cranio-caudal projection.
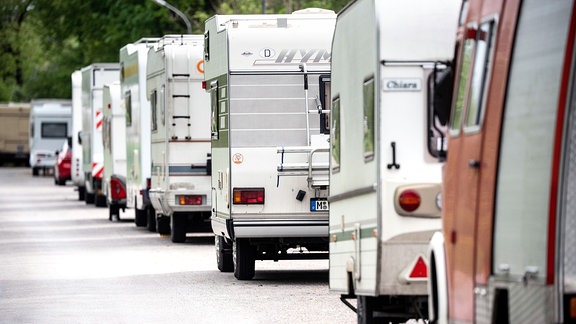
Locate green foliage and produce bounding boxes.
[0,0,349,102]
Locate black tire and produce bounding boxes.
[56,178,66,186]
[233,238,255,280]
[216,236,233,272]
[170,213,187,243]
[32,167,39,176]
[78,186,86,201]
[95,194,107,207]
[157,214,170,235]
[134,207,147,227]
[146,206,157,232]
[85,192,95,204]
[109,205,120,221]
[357,296,374,324]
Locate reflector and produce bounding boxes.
[409,256,428,278]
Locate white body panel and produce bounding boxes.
[102,82,126,205]
[81,64,120,195]
[28,99,72,169]
[71,71,84,188]
[147,35,212,218]
[328,0,459,301]
[120,41,158,212]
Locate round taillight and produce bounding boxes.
[399,190,421,212]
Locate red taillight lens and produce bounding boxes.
[398,190,421,212]
[409,256,428,279]
[110,177,126,200]
[233,188,265,204]
[177,195,203,205]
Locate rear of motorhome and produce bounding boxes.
[328,0,459,322]
[71,70,85,200]
[120,39,158,230]
[204,10,336,280]
[81,63,120,207]
[102,81,127,221]
[0,102,30,166]
[29,99,72,176]
[147,35,212,242]
[427,0,576,323]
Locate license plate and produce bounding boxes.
[310,198,329,211]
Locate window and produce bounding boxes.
[449,34,475,135]
[210,81,219,140]
[331,96,341,172]
[203,32,210,61]
[319,75,331,134]
[465,20,496,130]
[151,90,158,132]
[363,77,375,161]
[125,91,132,126]
[41,122,67,138]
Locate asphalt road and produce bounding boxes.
[0,167,356,324]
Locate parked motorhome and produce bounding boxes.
[81,63,120,207]
[71,71,85,200]
[102,82,127,221]
[0,102,30,165]
[147,35,211,242]
[427,0,576,323]
[204,10,336,279]
[327,0,460,322]
[120,39,159,230]
[29,99,72,176]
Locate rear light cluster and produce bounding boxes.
[233,188,265,204]
[110,177,126,200]
[177,195,203,205]
[398,190,421,212]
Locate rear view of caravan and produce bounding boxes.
[204,10,335,280]
[328,0,459,322]
[147,35,212,242]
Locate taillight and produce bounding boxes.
[233,188,265,204]
[177,195,203,205]
[110,177,126,200]
[398,190,421,212]
[408,256,428,279]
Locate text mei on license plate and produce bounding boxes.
[310,198,329,211]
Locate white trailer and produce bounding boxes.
[81,63,120,207]
[102,81,127,221]
[204,10,336,279]
[147,35,212,242]
[327,0,460,322]
[120,38,159,230]
[29,99,72,176]
[71,70,85,200]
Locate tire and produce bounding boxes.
[32,167,39,176]
[233,238,255,280]
[78,186,86,201]
[109,205,120,221]
[134,207,147,227]
[357,296,374,324]
[56,178,66,186]
[170,213,187,243]
[146,206,157,232]
[216,235,233,272]
[95,194,107,207]
[157,214,170,235]
[85,192,95,204]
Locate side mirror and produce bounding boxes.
[77,131,82,145]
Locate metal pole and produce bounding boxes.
[151,0,192,34]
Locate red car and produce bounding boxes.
[53,137,72,186]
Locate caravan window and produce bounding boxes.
[319,75,331,134]
[363,76,375,161]
[449,30,476,135]
[41,122,67,138]
[151,90,158,132]
[331,96,341,172]
[125,91,132,126]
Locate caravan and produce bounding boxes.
[328,0,459,321]
[71,71,86,200]
[204,10,336,279]
[29,99,72,176]
[147,35,212,242]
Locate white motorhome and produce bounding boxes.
[147,35,212,242]
[81,63,120,207]
[102,82,127,221]
[71,70,85,200]
[29,99,72,176]
[120,38,159,230]
[327,0,459,322]
[204,10,336,279]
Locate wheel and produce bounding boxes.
[32,167,39,176]
[216,235,233,272]
[109,205,120,221]
[134,207,147,227]
[85,192,95,204]
[157,214,170,235]
[78,186,86,201]
[357,296,375,324]
[95,194,107,207]
[170,213,187,243]
[146,206,157,232]
[233,238,255,280]
[56,178,65,186]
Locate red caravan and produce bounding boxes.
[428,0,576,323]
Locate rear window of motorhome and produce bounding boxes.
[41,122,67,138]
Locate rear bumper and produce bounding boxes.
[233,218,328,238]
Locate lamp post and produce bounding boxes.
[151,0,192,34]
